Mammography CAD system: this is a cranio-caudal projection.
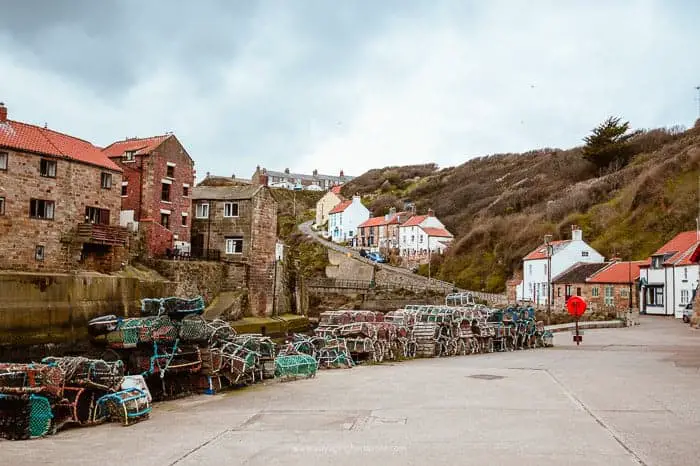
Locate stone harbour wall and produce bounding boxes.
[146,259,227,305]
[0,271,176,348]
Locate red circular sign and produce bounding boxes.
[566,296,587,317]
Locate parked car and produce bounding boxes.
[682,302,694,323]
[367,252,387,263]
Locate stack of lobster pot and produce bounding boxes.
[0,357,151,440]
[412,307,463,357]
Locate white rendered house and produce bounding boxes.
[638,231,700,317]
[519,226,604,306]
[398,210,452,256]
[328,195,369,245]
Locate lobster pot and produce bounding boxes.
[206,319,236,343]
[179,315,209,342]
[147,317,179,344]
[261,360,276,379]
[231,335,277,359]
[42,357,124,392]
[54,387,105,429]
[317,347,354,369]
[216,344,257,384]
[199,347,223,376]
[345,338,374,354]
[337,322,376,339]
[0,394,53,440]
[140,298,164,316]
[97,388,151,426]
[313,326,337,338]
[162,296,205,317]
[121,375,152,403]
[0,363,64,398]
[274,355,318,379]
[130,345,202,376]
[542,331,554,347]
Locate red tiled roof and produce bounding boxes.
[359,216,389,228]
[329,200,352,214]
[653,231,700,265]
[0,119,120,171]
[421,226,453,237]
[358,211,408,228]
[330,186,342,194]
[523,240,570,261]
[586,261,648,284]
[401,215,427,227]
[101,135,169,158]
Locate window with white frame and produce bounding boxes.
[0,151,7,170]
[224,202,239,217]
[30,199,55,219]
[604,285,614,306]
[528,264,533,275]
[35,245,45,261]
[225,236,243,254]
[684,268,688,280]
[591,286,599,297]
[681,289,690,304]
[196,203,209,218]
[40,159,57,178]
[620,288,629,298]
[101,172,112,189]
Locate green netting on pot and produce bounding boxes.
[29,395,53,438]
[162,296,205,317]
[178,315,209,342]
[274,354,318,379]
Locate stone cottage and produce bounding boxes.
[0,103,127,272]
[191,184,277,317]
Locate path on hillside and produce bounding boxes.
[298,221,506,303]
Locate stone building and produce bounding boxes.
[252,166,352,191]
[357,208,411,250]
[551,260,644,312]
[102,134,195,257]
[191,184,277,317]
[0,103,126,272]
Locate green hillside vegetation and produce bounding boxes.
[341,119,700,293]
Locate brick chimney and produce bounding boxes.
[0,102,6,122]
[340,169,344,178]
[313,169,318,176]
[427,208,434,217]
[284,168,290,174]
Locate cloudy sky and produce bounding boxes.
[1,1,698,181]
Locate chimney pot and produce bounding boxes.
[0,102,7,122]
[340,169,344,177]
[427,208,434,217]
[284,168,290,174]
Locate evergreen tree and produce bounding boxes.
[582,117,638,170]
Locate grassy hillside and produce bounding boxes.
[341,122,700,292]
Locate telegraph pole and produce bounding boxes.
[696,86,700,120]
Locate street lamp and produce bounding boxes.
[544,234,553,325]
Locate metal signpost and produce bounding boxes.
[566,296,587,346]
